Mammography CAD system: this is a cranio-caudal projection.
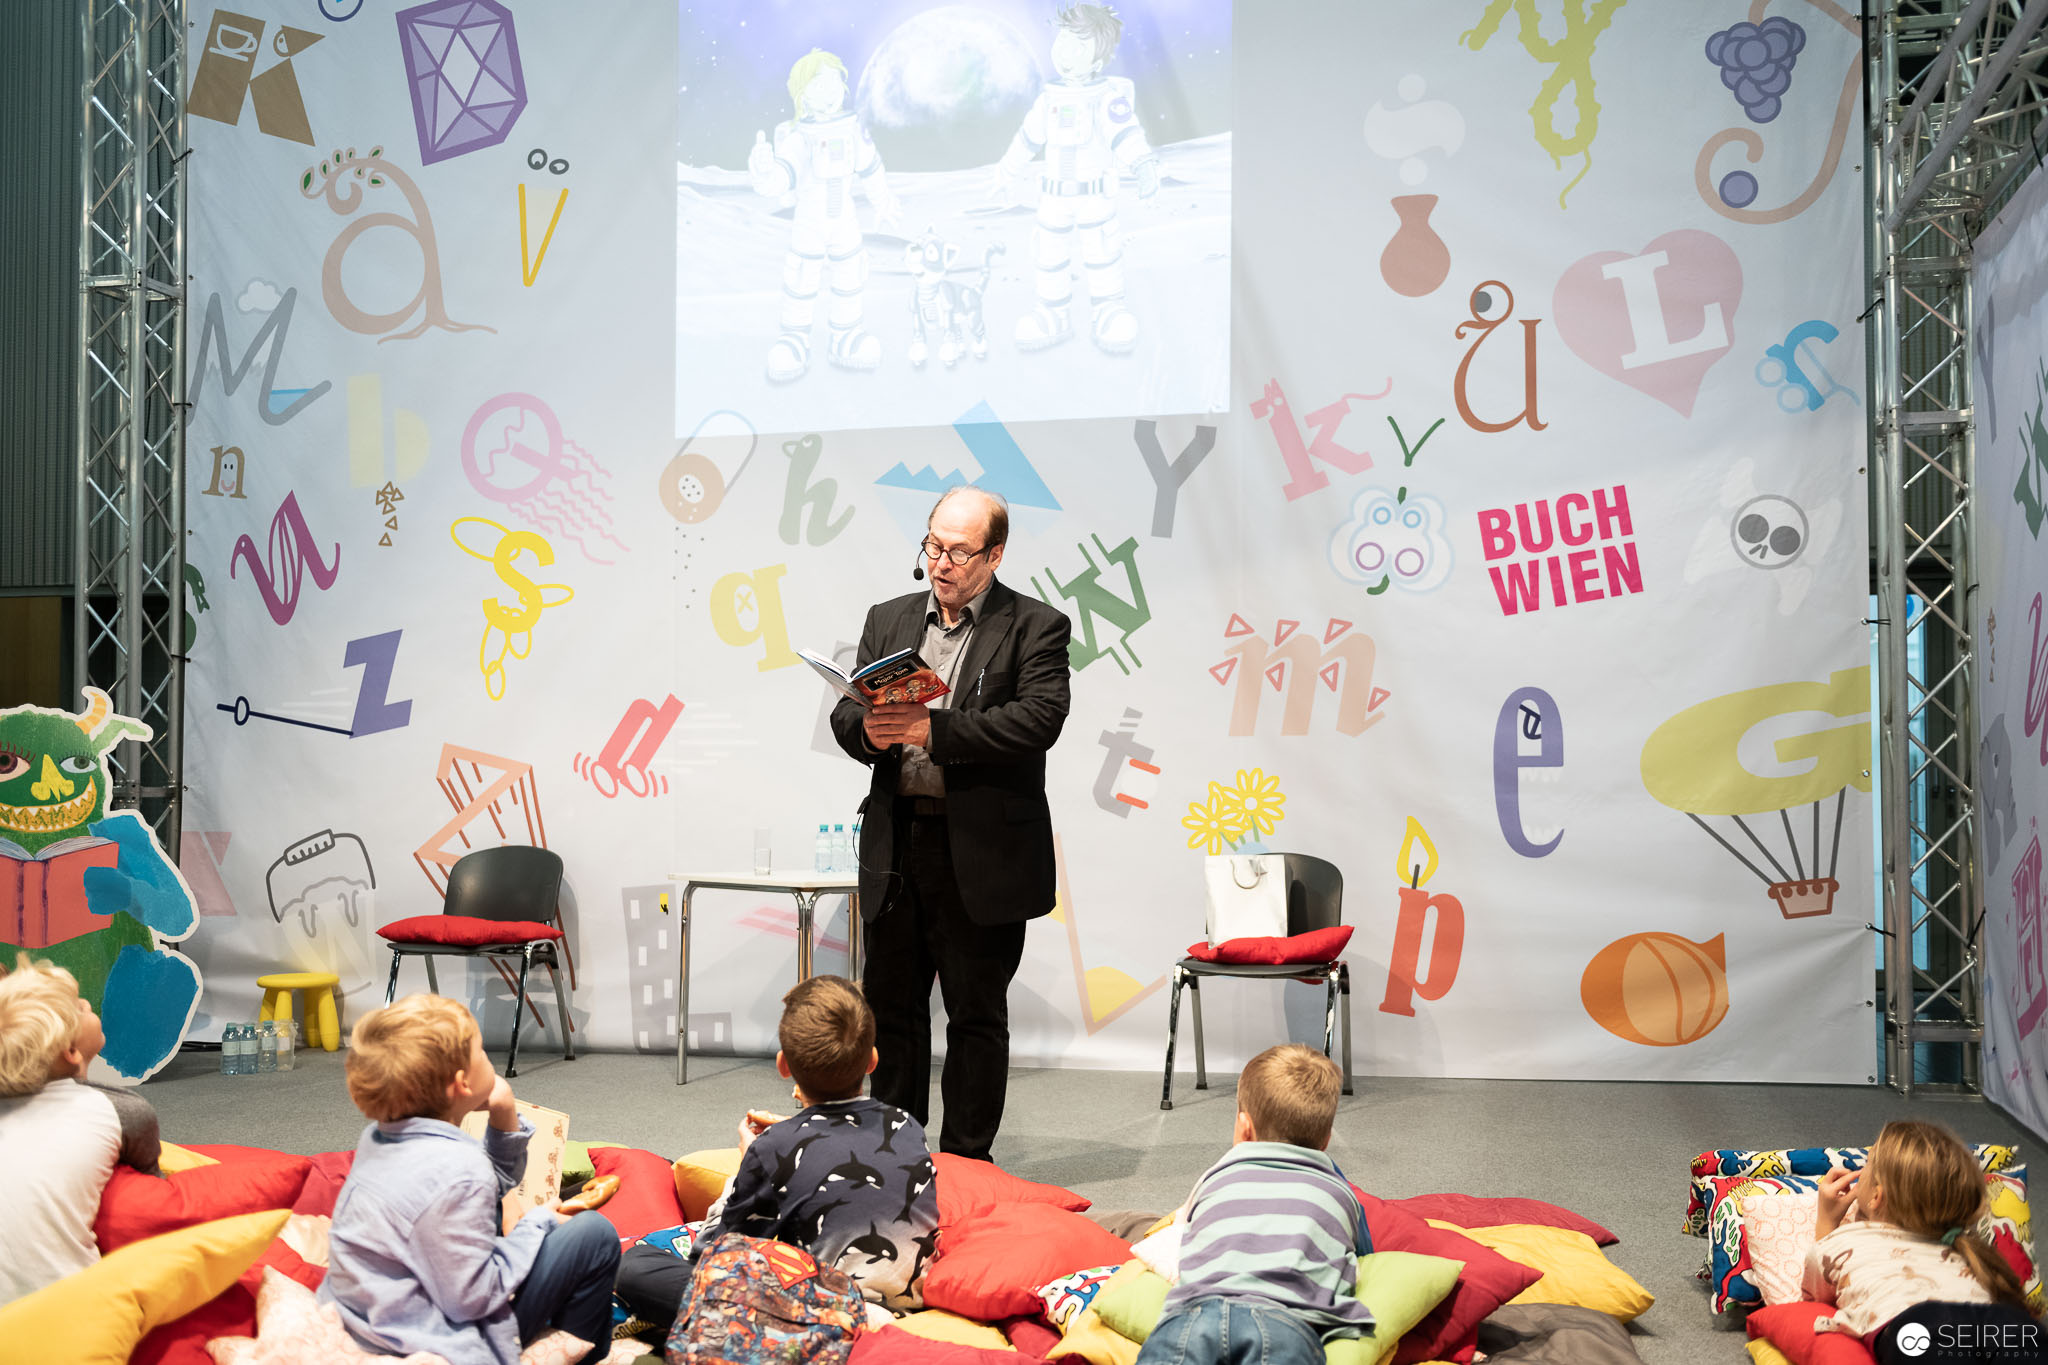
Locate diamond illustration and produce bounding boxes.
[396,0,526,165]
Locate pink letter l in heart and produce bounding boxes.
[1552,231,1743,418]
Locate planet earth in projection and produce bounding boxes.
[856,6,1043,172]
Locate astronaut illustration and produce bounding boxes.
[749,49,900,383]
[993,4,1160,354]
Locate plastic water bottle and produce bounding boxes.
[237,1024,258,1075]
[832,824,849,874]
[218,1022,236,1075]
[276,1019,295,1072]
[815,823,831,873]
[257,1021,278,1072]
[850,819,861,874]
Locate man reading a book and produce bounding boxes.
[830,486,1072,1161]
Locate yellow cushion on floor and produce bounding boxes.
[1426,1221,1654,1322]
[0,1208,287,1365]
[671,1147,743,1221]
[158,1140,219,1172]
[896,1309,1017,1350]
[1747,1340,1797,1365]
[1048,1308,1141,1365]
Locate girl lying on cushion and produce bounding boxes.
[1807,1119,2038,1362]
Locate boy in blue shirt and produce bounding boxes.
[320,994,619,1365]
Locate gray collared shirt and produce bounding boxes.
[895,584,989,797]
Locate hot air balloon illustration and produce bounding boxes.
[1640,666,1870,919]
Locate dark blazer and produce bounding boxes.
[831,579,1072,926]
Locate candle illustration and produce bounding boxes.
[1380,817,1466,1017]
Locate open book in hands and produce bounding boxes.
[800,646,950,706]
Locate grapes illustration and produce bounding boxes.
[1705,17,1806,124]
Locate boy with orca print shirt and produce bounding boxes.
[613,976,938,1328]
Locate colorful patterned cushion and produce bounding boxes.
[1693,1152,2032,1314]
[1683,1144,2017,1236]
[1038,1263,1124,1329]
[208,1266,592,1364]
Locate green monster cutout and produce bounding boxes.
[0,688,201,1082]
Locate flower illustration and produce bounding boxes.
[1217,767,1287,838]
[1183,782,1248,855]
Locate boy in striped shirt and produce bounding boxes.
[1140,1044,1374,1364]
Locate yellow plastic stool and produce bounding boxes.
[257,972,343,1051]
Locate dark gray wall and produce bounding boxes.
[0,0,81,592]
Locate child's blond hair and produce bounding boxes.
[778,975,874,1102]
[0,959,85,1097]
[344,994,478,1122]
[1867,1120,2028,1308]
[1238,1043,1341,1148]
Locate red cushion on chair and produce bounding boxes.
[377,915,565,946]
[1185,925,1354,964]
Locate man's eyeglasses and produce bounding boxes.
[920,538,991,567]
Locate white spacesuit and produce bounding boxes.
[997,66,1159,354]
[750,60,896,383]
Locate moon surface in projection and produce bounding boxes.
[857,6,1043,171]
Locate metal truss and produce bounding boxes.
[76,0,186,850]
[1872,0,2048,1094]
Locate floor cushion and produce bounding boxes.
[1353,1190,1541,1365]
[934,1153,1092,1224]
[0,1208,286,1365]
[96,1151,312,1251]
[589,1146,688,1243]
[1736,1191,1819,1306]
[896,1309,1018,1350]
[1388,1194,1616,1247]
[208,1266,591,1364]
[158,1142,219,1173]
[1472,1304,1652,1365]
[1038,1262,1124,1329]
[1748,1344,1798,1365]
[292,1151,356,1218]
[1046,1309,1141,1365]
[1425,1222,1652,1322]
[132,1284,256,1365]
[1745,1301,1878,1365]
[849,1324,1021,1363]
[924,1202,1131,1320]
[670,1147,742,1221]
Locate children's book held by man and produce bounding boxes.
[798,647,951,707]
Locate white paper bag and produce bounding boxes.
[1203,854,1288,944]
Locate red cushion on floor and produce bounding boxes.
[924,1202,1132,1320]
[932,1153,1091,1224]
[1386,1192,1618,1246]
[292,1150,355,1217]
[95,1151,312,1251]
[590,1146,687,1242]
[999,1314,1062,1358]
[130,1282,256,1365]
[377,915,565,946]
[1352,1188,1542,1365]
[851,1324,1024,1363]
[1185,926,1354,964]
[241,1229,327,1295]
[1746,1302,1879,1365]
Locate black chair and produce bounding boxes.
[1160,852,1352,1110]
[382,846,575,1078]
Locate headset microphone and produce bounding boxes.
[912,546,925,581]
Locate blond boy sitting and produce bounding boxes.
[0,959,162,1305]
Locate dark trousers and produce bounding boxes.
[614,1241,697,1334]
[514,1212,620,1364]
[863,809,1026,1161]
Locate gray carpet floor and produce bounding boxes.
[145,1047,2043,1364]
